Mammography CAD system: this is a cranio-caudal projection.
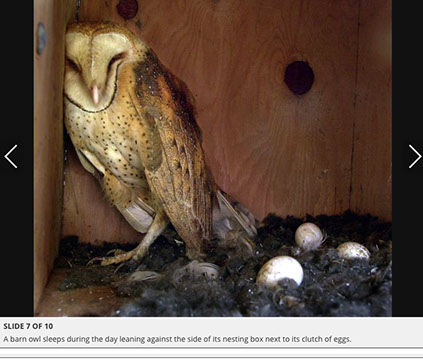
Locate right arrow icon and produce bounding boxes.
[409,144,422,169]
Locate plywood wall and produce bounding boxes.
[34,0,77,310]
[350,0,392,219]
[60,0,392,245]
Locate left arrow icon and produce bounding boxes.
[4,144,18,168]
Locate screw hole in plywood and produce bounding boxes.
[36,22,47,55]
[284,61,314,95]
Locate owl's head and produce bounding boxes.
[64,21,144,112]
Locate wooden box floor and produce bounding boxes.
[35,269,130,317]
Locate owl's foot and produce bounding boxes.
[86,249,126,266]
[100,244,149,266]
[101,209,169,266]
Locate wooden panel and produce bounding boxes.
[35,269,130,317]
[34,0,77,311]
[62,0,363,244]
[351,0,392,220]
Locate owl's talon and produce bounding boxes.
[100,244,149,266]
[86,257,105,266]
[113,262,127,274]
[87,250,128,266]
[100,250,136,266]
[106,249,125,256]
[101,210,167,266]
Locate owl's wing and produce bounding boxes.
[75,149,97,175]
[129,50,213,259]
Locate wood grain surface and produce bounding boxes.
[60,0,392,246]
[350,0,392,220]
[34,0,77,311]
[35,269,130,317]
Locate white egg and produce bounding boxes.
[337,242,370,261]
[256,256,304,288]
[295,222,324,250]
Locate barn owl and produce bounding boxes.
[64,21,256,265]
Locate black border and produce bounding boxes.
[391,0,423,317]
[0,1,34,317]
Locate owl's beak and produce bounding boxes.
[91,86,100,105]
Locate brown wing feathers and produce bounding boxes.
[131,50,213,258]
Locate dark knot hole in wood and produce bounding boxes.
[284,61,314,95]
[116,0,139,20]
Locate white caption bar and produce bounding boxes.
[0,318,422,358]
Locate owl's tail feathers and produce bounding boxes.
[213,190,257,257]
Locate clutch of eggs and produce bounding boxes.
[337,242,370,260]
[295,222,324,250]
[256,256,303,288]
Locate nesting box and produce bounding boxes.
[34,0,392,315]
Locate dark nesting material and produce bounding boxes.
[56,211,392,316]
